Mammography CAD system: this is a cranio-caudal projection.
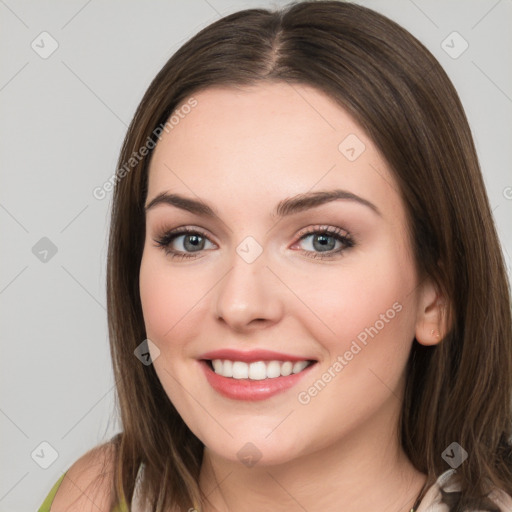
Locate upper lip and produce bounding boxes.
[198,349,316,363]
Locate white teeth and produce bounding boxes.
[212,360,223,374]
[293,361,308,374]
[210,359,312,380]
[232,361,249,379]
[266,360,281,378]
[248,361,267,380]
[223,359,233,377]
[281,361,293,376]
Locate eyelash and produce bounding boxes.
[152,225,355,261]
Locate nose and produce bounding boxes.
[213,250,284,332]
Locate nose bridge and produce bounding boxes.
[213,242,282,329]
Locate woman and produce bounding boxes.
[39,1,512,511]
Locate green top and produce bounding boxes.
[37,471,129,512]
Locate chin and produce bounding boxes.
[202,429,310,468]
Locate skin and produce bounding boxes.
[139,82,447,512]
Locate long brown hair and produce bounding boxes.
[104,1,512,510]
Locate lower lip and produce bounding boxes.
[198,360,316,401]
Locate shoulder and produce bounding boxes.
[50,442,117,512]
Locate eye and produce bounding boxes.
[153,228,216,260]
[292,226,355,259]
[152,225,355,261]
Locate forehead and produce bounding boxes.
[147,81,403,222]
[152,81,364,168]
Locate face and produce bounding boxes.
[139,82,427,467]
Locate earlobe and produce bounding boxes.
[414,278,449,347]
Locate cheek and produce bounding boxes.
[139,255,172,339]
[334,255,417,389]
[139,252,195,347]
[292,255,417,435]
[139,249,217,361]
[292,248,416,357]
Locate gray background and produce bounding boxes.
[1,0,511,510]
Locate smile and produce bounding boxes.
[198,358,317,401]
[208,359,313,380]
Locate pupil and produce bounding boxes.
[185,235,203,251]
[314,234,335,252]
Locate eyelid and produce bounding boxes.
[153,225,217,244]
[295,224,350,239]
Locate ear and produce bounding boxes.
[414,277,449,346]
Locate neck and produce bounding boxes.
[197,399,427,512]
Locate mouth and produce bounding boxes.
[203,358,316,380]
[197,352,318,401]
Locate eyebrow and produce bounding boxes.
[144,189,381,218]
